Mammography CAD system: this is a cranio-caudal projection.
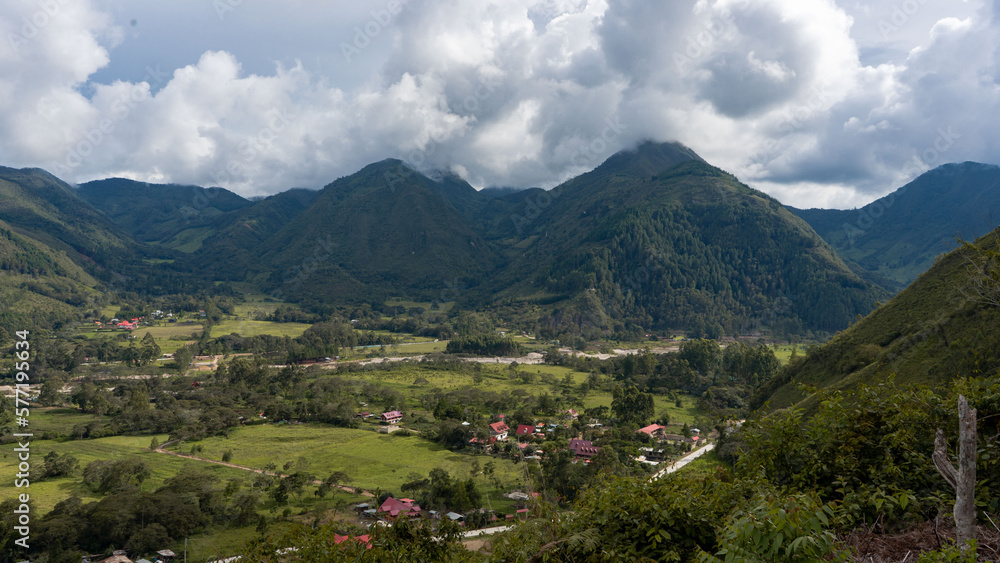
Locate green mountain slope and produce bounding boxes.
[0,220,104,331]
[251,160,504,303]
[76,178,252,251]
[0,167,137,276]
[753,226,1000,412]
[791,162,1000,287]
[192,188,320,278]
[491,146,888,338]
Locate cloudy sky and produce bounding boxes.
[0,0,994,208]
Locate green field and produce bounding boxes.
[211,319,312,338]
[133,323,204,340]
[27,407,111,436]
[384,299,455,314]
[233,301,297,317]
[165,424,525,495]
[322,363,703,425]
[771,344,804,365]
[0,433,264,513]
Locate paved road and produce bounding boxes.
[462,525,512,538]
[650,443,716,481]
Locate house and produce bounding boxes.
[489,421,509,441]
[445,511,465,522]
[380,410,403,424]
[356,411,373,419]
[96,556,132,563]
[637,424,667,438]
[564,409,578,420]
[334,534,372,549]
[156,550,177,561]
[379,497,421,518]
[515,424,534,437]
[568,438,601,458]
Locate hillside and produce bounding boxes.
[0,220,103,331]
[0,167,136,274]
[249,160,505,304]
[490,148,888,339]
[4,142,899,339]
[192,188,320,275]
[753,225,1000,412]
[77,178,253,251]
[792,162,1000,287]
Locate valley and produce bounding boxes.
[1,142,999,561]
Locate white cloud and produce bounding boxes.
[0,0,996,208]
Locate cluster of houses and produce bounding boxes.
[355,496,533,528]
[93,316,143,331]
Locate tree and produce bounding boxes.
[933,395,978,554]
[83,457,151,493]
[611,384,654,426]
[41,452,79,479]
[959,235,1000,308]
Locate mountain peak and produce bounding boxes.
[593,140,704,178]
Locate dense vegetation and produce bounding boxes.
[793,161,1000,287]
[755,228,1000,412]
[0,143,890,341]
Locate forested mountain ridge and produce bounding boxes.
[1,144,892,338]
[489,156,888,339]
[752,224,1000,412]
[0,167,136,273]
[245,159,506,305]
[791,161,1000,287]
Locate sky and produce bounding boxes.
[0,0,995,208]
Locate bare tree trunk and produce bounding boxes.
[932,395,978,552]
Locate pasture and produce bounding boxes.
[164,424,526,495]
[0,433,260,514]
[133,323,204,340]
[210,319,312,338]
[321,362,704,425]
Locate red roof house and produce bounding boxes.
[334,533,372,549]
[380,410,403,424]
[637,424,666,437]
[378,497,421,518]
[569,438,601,458]
[489,421,509,441]
[515,424,534,437]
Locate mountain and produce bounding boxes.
[76,178,252,251]
[191,188,319,276]
[0,220,104,331]
[0,167,137,274]
[791,162,1000,288]
[752,225,1000,412]
[247,159,505,304]
[5,141,894,339]
[0,167,131,330]
[486,143,888,338]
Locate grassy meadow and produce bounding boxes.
[163,424,526,495]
